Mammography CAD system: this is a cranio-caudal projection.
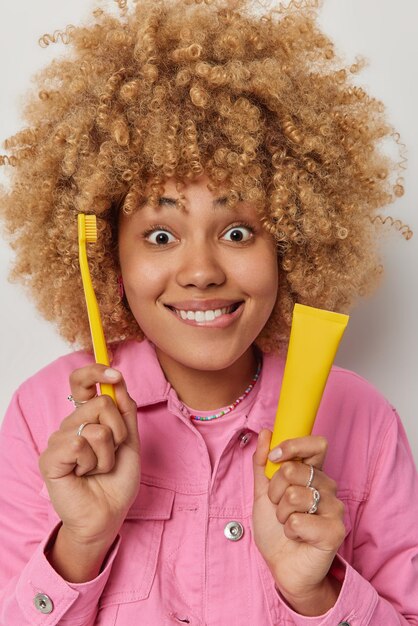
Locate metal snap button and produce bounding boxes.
[33,593,54,614]
[224,521,244,541]
[239,432,253,448]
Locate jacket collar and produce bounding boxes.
[111,338,285,435]
[112,339,171,407]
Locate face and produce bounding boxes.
[118,174,278,374]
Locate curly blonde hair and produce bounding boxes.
[0,0,411,354]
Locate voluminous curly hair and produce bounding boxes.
[0,0,411,354]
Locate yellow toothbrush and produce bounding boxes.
[78,213,117,404]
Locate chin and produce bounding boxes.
[155,340,255,373]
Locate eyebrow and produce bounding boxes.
[158,195,229,208]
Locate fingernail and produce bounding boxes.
[105,368,119,380]
[268,447,283,462]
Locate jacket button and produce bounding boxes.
[338,622,351,626]
[33,593,54,614]
[224,521,244,541]
[239,432,253,448]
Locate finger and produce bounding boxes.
[70,368,138,451]
[112,376,140,453]
[253,429,273,500]
[62,394,128,447]
[40,430,98,480]
[268,435,328,470]
[282,511,346,552]
[73,423,116,475]
[275,485,325,524]
[69,365,122,403]
[268,461,337,505]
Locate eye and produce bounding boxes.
[144,228,177,245]
[222,224,254,243]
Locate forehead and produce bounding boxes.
[142,174,251,212]
[118,174,266,228]
[151,175,226,202]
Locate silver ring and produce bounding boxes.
[67,394,97,408]
[307,487,320,514]
[76,422,93,437]
[306,464,315,489]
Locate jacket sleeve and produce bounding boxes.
[274,406,418,626]
[0,389,121,626]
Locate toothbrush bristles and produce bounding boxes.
[85,215,97,243]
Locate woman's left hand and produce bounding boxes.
[252,429,346,614]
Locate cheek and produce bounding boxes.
[240,247,278,303]
[258,270,279,322]
[121,254,168,302]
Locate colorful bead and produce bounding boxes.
[190,360,261,422]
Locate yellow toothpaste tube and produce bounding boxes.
[265,303,349,479]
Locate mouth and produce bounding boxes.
[164,301,244,324]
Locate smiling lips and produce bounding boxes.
[165,300,244,327]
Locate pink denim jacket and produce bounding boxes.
[0,339,417,625]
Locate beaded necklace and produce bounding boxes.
[189,360,262,421]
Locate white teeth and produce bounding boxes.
[171,304,239,322]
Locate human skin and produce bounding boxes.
[39,365,141,583]
[117,173,279,410]
[253,431,345,615]
[39,176,345,615]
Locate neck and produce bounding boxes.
[155,346,259,411]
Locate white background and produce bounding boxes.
[0,0,417,464]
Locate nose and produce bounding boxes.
[176,240,226,289]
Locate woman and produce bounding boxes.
[0,1,417,624]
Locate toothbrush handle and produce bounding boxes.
[78,221,117,407]
[99,382,116,403]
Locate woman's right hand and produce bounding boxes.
[39,365,141,549]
